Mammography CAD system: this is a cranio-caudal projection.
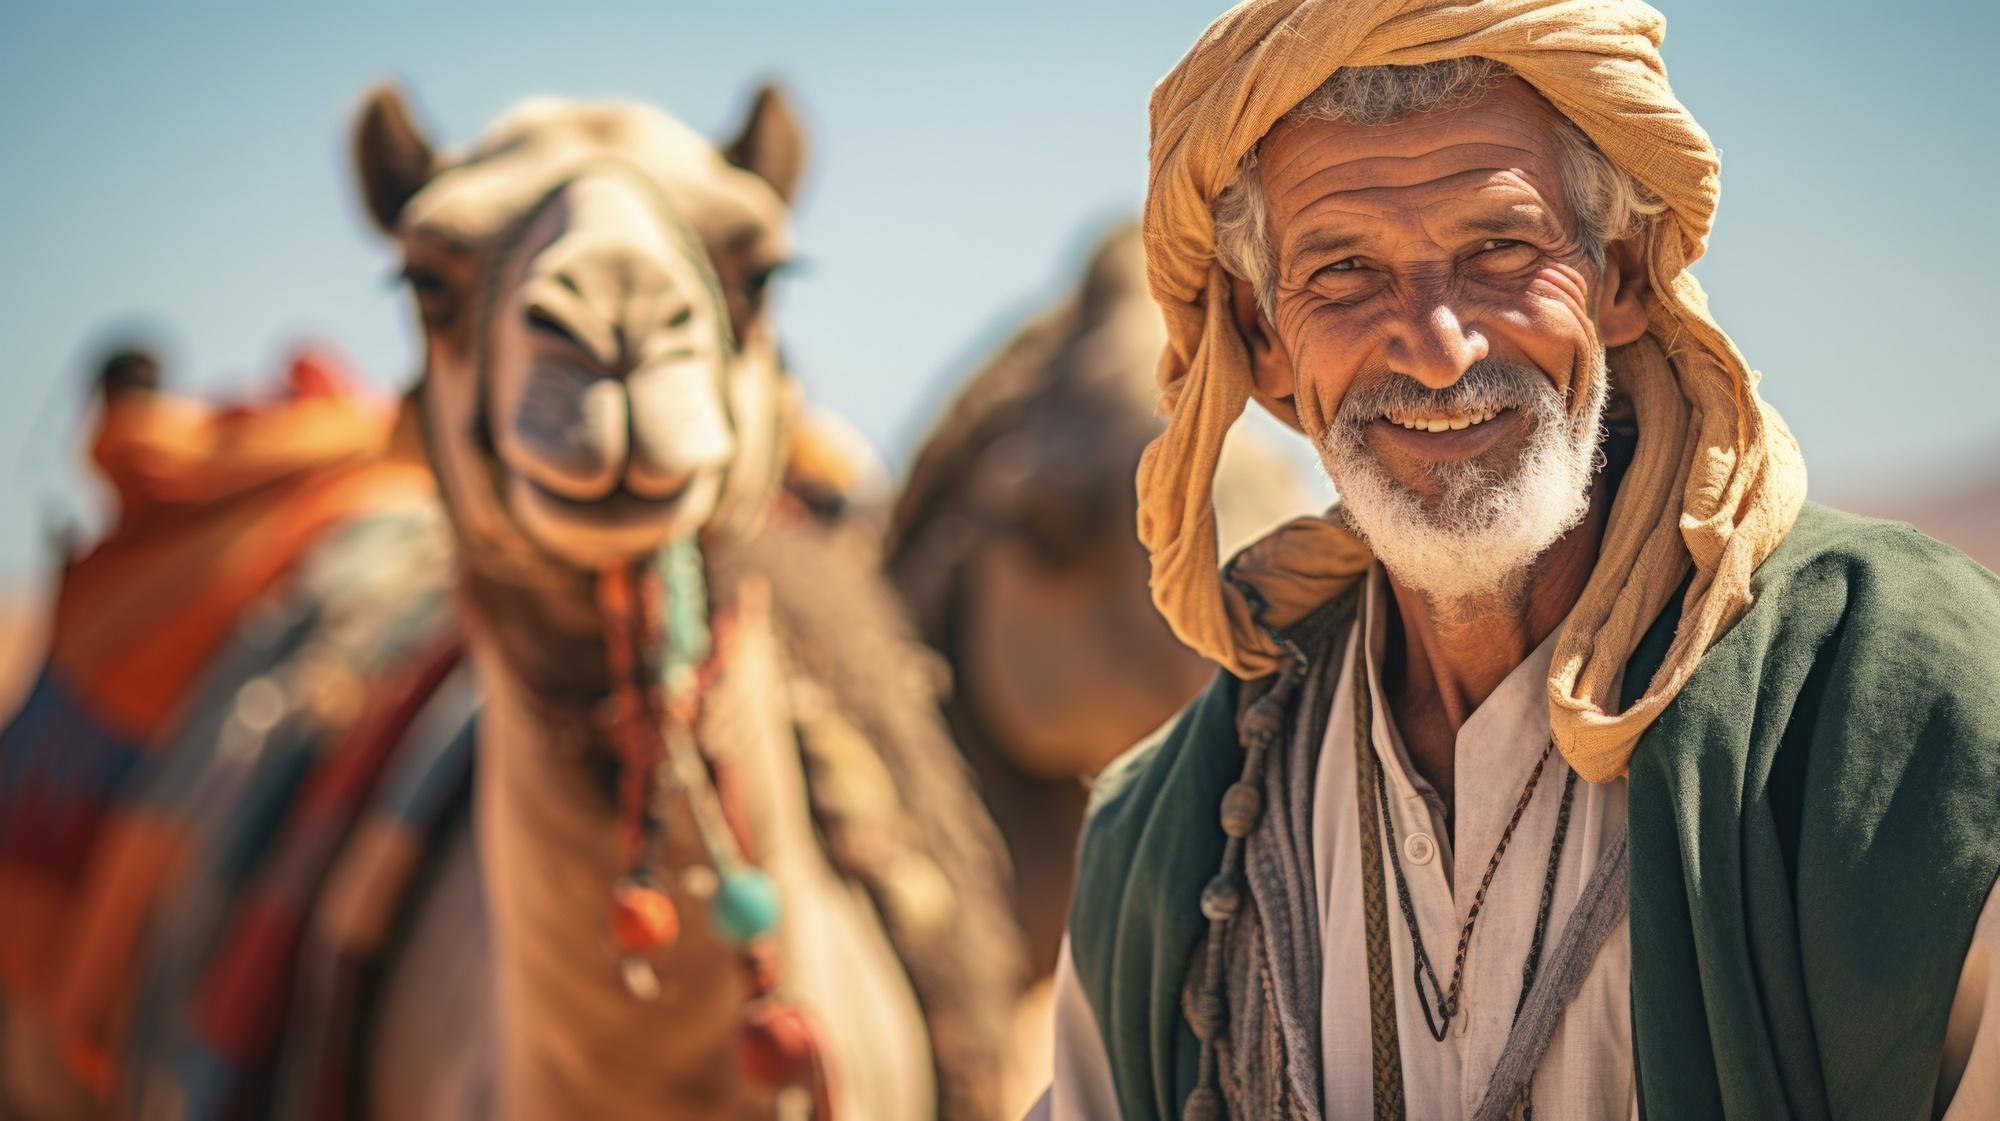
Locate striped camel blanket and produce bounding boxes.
[0,362,474,1118]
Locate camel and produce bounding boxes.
[886,225,1323,984]
[0,84,1019,1121]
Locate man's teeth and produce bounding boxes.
[1386,407,1502,433]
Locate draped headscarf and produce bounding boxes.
[1136,0,1807,783]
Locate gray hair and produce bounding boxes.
[1212,58,1665,316]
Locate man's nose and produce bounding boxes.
[1386,300,1488,389]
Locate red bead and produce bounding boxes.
[739,1001,818,1087]
[609,882,680,952]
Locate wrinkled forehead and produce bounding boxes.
[1256,76,1577,230]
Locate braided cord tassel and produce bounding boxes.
[598,561,681,988]
[1184,634,1306,1121]
[1350,609,1406,1118]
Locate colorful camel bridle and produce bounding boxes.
[598,547,830,1118]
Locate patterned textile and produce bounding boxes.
[52,353,427,742]
[275,698,477,1121]
[101,508,460,1120]
[0,362,449,1109]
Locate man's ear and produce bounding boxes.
[353,84,439,236]
[723,82,808,205]
[1226,270,1298,412]
[1595,236,1651,348]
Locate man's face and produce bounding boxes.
[1240,77,1649,600]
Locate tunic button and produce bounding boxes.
[1404,832,1436,866]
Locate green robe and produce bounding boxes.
[1069,503,2000,1119]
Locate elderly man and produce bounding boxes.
[1033,2,2000,1119]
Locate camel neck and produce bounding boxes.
[467,626,769,1120]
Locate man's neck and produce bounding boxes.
[1381,471,1612,813]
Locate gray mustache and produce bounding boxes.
[1334,360,1558,430]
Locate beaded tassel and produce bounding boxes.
[598,561,682,991]
[1183,632,1308,1121]
[596,542,832,1118]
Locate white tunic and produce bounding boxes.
[1034,569,2000,1120]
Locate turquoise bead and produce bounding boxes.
[713,866,781,945]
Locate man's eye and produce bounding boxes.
[1317,258,1361,276]
[1470,239,1538,273]
[1477,239,1541,258]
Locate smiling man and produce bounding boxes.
[1033,2,2000,1119]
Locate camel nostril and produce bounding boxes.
[503,371,630,500]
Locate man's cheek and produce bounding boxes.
[1286,337,1344,437]
[1293,379,1342,444]
[1494,304,1591,398]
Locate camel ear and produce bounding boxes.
[353,83,439,235]
[722,82,808,205]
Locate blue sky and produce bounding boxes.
[3,1,1995,579]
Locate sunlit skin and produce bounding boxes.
[1228,78,1650,812]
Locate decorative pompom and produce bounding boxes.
[714,866,781,946]
[1187,986,1226,1040]
[1184,1083,1224,1121]
[1200,874,1242,922]
[1238,696,1284,749]
[739,1000,818,1087]
[610,880,680,952]
[1219,781,1263,837]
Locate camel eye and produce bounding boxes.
[743,259,797,308]
[400,264,459,327]
[744,263,780,306]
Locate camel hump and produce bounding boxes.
[1075,222,1148,319]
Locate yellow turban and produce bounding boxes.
[1136,0,1807,783]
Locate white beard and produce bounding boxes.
[1317,355,1609,606]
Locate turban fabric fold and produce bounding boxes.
[1136,0,1807,783]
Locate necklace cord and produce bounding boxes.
[1371,708,1555,1043]
[1360,604,1578,1061]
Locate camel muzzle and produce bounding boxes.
[497,354,735,568]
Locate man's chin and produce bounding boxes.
[1325,442,1518,525]
[1327,462,1588,606]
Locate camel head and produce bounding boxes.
[355,83,806,575]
